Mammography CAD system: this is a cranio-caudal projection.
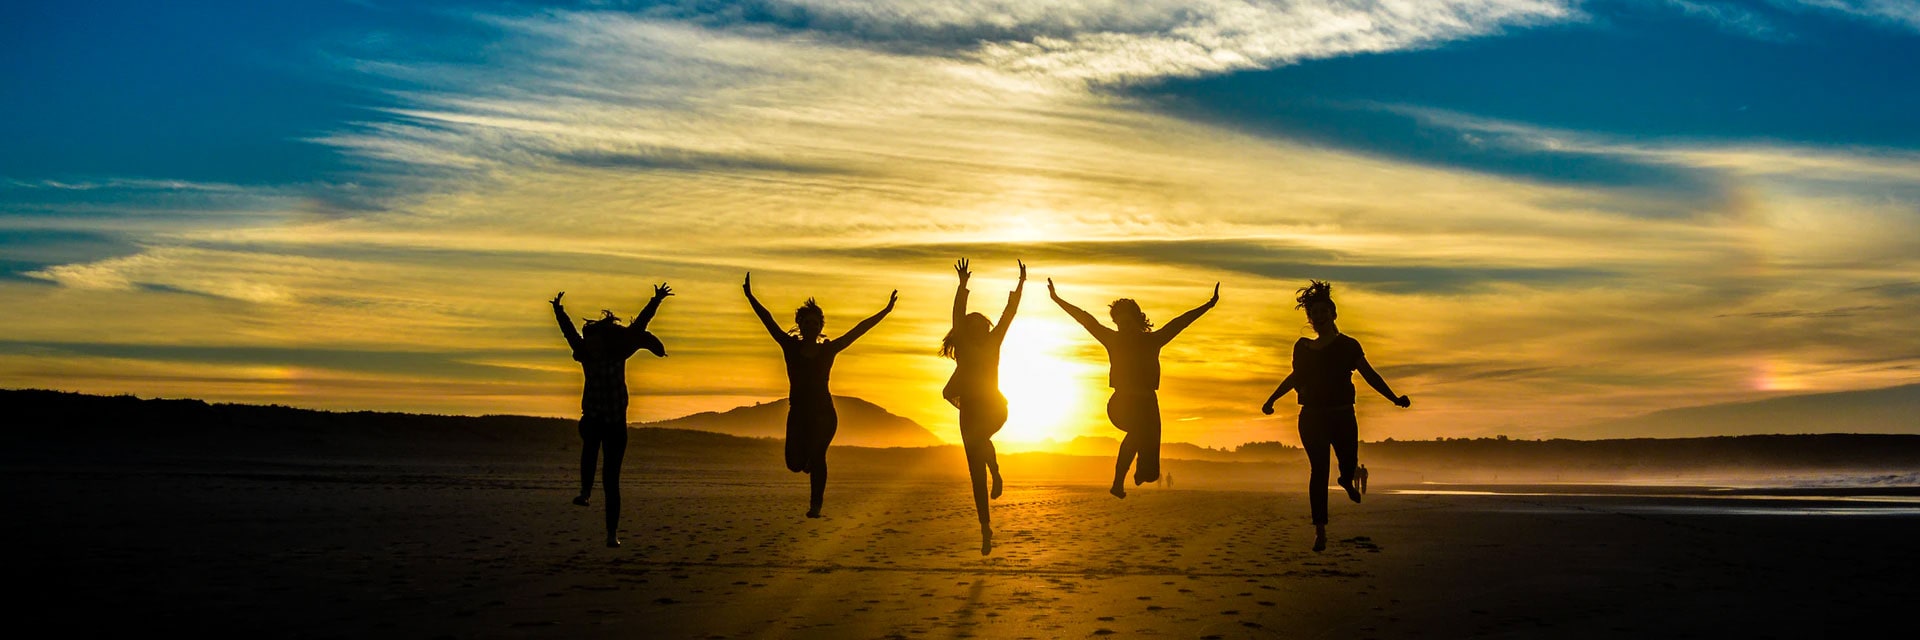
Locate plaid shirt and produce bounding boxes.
[578,355,628,422]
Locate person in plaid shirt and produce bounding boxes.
[552,284,671,548]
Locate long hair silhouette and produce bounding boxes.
[941,258,1023,554]
[1050,278,1217,499]
[551,284,671,548]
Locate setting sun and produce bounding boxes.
[995,317,1101,444]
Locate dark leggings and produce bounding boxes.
[1107,390,1162,486]
[1298,405,1358,525]
[785,399,838,513]
[958,393,1007,526]
[579,417,629,537]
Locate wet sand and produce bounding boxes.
[12,458,1915,638]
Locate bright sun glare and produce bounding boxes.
[995,317,1099,444]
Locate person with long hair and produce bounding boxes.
[1261,280,1409,552]
[941,258,1024,554]
[551,285,671,547]
[1050,278,1217,499]
[743,273,897,518]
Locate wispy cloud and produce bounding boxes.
[3,3,1918,446]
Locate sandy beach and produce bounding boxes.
[12,451,1916,639]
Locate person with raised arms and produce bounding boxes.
[1261,280,1410,552]
[1050,278,1217,499]
[743,273,897,519]
[940,258,1024,554]
[551,284,671,548]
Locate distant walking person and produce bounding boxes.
[552,285,671,547]
[1261,281,1409,552]
[1050,278,1218,499]
[942,258,1024,554]
[744,273,897,518]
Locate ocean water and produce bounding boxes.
[1387,475,1920,516]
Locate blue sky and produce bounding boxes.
[3,1,1918,445]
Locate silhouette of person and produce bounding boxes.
[552,285,671,548]
[941,258,1024,554]
[1261,280,1409,552]
[1050,278,1218,499]
[743,273,897,518]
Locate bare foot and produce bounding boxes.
[572,495,589,507]
[990,469,1004,500]
[1109,484,1127,499]
[1312,526,1327,552]
[1358,465,1369,495]
[606,536,621,548]
[1338,476,1362,503]
[805,509,822,519]
[980,528,993,556]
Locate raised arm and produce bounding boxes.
[1357,356,1411,408]
[742,273,788,342]
[991,260,1026,339]
[952,258,971,329]
[1261,371,1297,415]
[833,290,898,351]
[551,292,582,351]
[1048,278,1110,339]
[632,283,673,330]
[1154,283,1219,344]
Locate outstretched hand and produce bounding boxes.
[1017,259,1027,282]
[653,283,674,299]
[885,289,899,312]
[742,273,753,296]
[955,258,971,282]
[1208,282,1220,305]
[1394,395,1411,408]
[550,291,565,308]
[1046,277,1058,298]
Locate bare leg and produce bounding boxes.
[964,437,993,554]
[807,453,827,518]
[602,426,627,547]
[576,420,599,506]
[1110,432,1139,499]
[987,440,1004,500]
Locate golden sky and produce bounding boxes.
[4,2,1919,448]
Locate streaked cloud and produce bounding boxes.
[2,1,1917,446]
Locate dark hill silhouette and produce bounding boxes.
[7,389,1920,486]
[0,388,774,463]
[1571,383,1920,439]
[642,396,943,448]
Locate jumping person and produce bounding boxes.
[744,273,897,518]
[941,258,1024,554]
[1050,278,1218,499]
[1261,280,1409,552]
[552,285,671,547]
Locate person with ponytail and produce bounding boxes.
[1261,280,1410,552]
[941,258,1024,554]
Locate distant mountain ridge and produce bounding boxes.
[1573,383,1920,439]
[642,396,944,448]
